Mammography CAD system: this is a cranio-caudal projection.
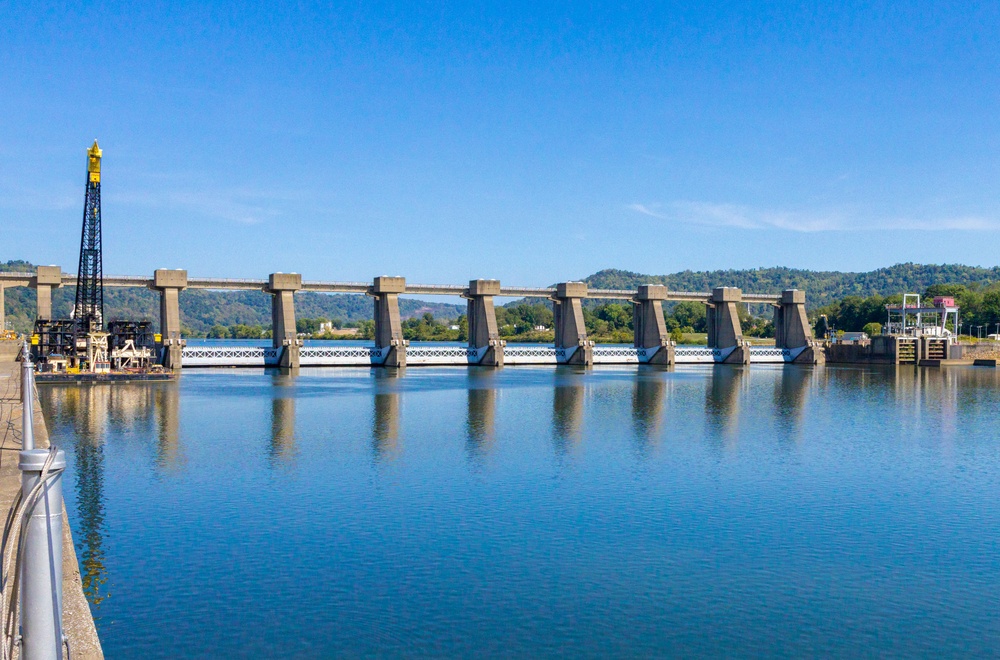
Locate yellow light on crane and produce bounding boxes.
[87,140,102,184]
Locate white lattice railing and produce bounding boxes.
[181,343,801,367]
[299,346,387,365]
[504,345,558,364]
[593,346,642,364]
[674,347,722,363]
[407,346,479,365]
[748,346,790,363]
[182,346,280,366]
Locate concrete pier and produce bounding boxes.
[773,289,824,364]
[553,282,593,366]
[0,284,5,332]
[33,265,62,321]
[371,276,407,368]
[633,285,675,365]
[152,269,188,369]
[465,279,504,367]
[706,287,750,364]
[268,273,302,369]
[0,342,103,658]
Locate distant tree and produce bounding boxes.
[297,317,326,334]
[670,327,684,343]
[596,303,632,331]
[814,315,829,339]
[207,325,230,339]
[670,301,706,332]
[862,322,882,337]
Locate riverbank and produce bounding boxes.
[0,341,103,659]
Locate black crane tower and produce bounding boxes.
[75,140,104,332]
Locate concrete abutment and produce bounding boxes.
[151,269,188,369]
[773,289,824,364]
[706,287,750,364]
[633,285,676,365]
[33,265,62,321]
[553,282,593,366]
[371,276,407,368]
[268,273,302,369]
[466,279,504,367]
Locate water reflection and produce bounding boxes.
[552,375,585,452]
[466,370,497,466]
[773,366,811,440]
[705,366,743,445]
[39,385,110,608]
[154,384,181,469]
[631,373,667,452]
[269,371,297,465]
[270,398,296,464]
[372,369,403,461]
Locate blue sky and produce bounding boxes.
[2,2,999,285]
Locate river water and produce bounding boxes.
[38,364,1000,657]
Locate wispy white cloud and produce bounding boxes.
[628,201,1000,232]
[106,187,296,226]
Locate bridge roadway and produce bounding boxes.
[0,268,822,368]
[0,271,781,303]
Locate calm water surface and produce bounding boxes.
[38,365,1000,657]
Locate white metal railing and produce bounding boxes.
[748,346,791,363]
[182,346,280,366]
[504,345,558,364]
[675,347,723,363]
[593,346,642,363]
[179,343,805,366]
[299,346,386,365]
[406,346,478,365]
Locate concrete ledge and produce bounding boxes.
[268,273,302,292]
[920,359,976,367]
[373,276,406,294]
[781,289,806,304]
[636,284,669,301]
[468,279,500,296]
[556,282,588,298]
[33,265,62,287]
[712,287,741,303]
[153,268,188,289]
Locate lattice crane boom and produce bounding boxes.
[74,140,104,331]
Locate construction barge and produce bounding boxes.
[30,141,174,384]
[31,320,173,383]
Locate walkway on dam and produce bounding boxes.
[0,341,103,659]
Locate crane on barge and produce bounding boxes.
[31,142,168,381]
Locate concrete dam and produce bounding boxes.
[0,267,823,369]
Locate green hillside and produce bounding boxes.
[583,264,1000,309]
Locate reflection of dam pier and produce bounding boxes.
[2,269,822,369]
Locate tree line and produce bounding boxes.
[812,283,1000,337]
[292,300,775,344]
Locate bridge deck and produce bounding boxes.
[0,272,784,304]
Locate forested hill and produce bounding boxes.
[0,260,464,335]
[584,264,1000,308]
